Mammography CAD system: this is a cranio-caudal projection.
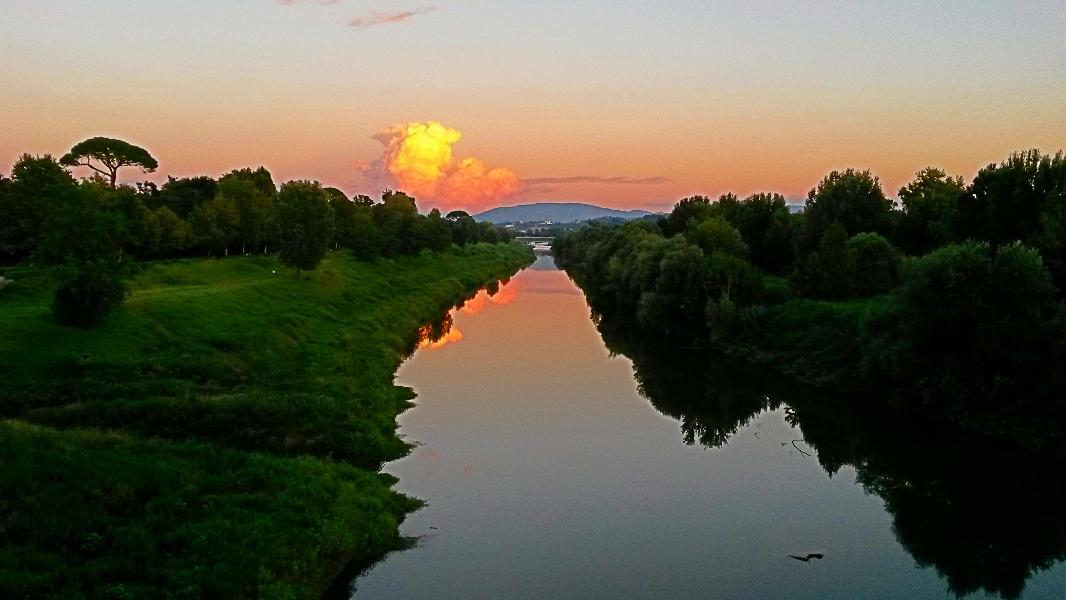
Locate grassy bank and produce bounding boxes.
[0,243,533,599]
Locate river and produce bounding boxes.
[332,253,1066,599]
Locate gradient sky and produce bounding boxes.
[2,0,1064,212]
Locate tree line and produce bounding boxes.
[554,149,1066,455]
[0,137,513,326]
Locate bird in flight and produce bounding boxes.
[789,553,825,562]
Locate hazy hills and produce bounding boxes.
[474,203,655,224]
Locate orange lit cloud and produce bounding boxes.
[357,121,521,212]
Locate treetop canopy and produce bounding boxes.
[60,137,158,186]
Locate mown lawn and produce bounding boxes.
[0,243,532,599]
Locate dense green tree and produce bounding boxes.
[477,220,500,244]
[895,167,965,255]
[848,232,900,297]
[686,216,748,258]
[153,176,218,218]
[59,137,157,188]
[704,251,762,307]
[866,241,1064,418]
[761,208,803,273]
[143,206,191,256]
[218,176,274,253]
[0,175,11,261]
[422,208,454,253]
[323,187,347,204]
[189,194,240,255]
[449,213,480,246]
[953,150,1066,251]
[637,237,707,334]
[102,184,157,258]
[221,166,276,197]
[1037,200,1066,293]
[329,191,357,248]
[793,221,854,300]
[275,181,335,274]
[0,154,76,262]
[329,190,388,258]
[373,191,422,256]
[340,195,380,260]
[35,184,134,326]
[713,193,798,272]
[802,169,895,251]
[659,195,715,237]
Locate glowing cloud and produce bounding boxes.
[357,121,521,212]
[349,7,437,31]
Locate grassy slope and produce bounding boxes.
[0,243,533,599]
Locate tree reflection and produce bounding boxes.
[597,316,1066,599]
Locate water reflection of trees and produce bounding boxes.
[598,318,1066,600]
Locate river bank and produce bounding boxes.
[0,243,533,599]
[338,254,1066,599]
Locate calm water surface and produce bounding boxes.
[339,254,1066,599]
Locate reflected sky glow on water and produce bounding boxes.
[340,255,1066,600]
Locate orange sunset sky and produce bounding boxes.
[2,1,1064,214]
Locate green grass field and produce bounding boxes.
[0,243,533,599]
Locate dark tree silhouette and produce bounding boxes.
[275,181,335,275]
[60,137,158,188]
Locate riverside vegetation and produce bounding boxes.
[0,138,533,598]
[596,316,1066,600]
[554,149,1066,458]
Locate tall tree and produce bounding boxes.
[660,195,715,237]
[896,167,966,255]
[373,191,421,256]
[275,181,335,274]
[217,176,273,254]
[801,169,895,252]
[189,194,240,256]
[60,137,158,188]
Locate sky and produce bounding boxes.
[1,0,1064,213]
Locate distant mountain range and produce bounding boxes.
[474,203,655,224]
